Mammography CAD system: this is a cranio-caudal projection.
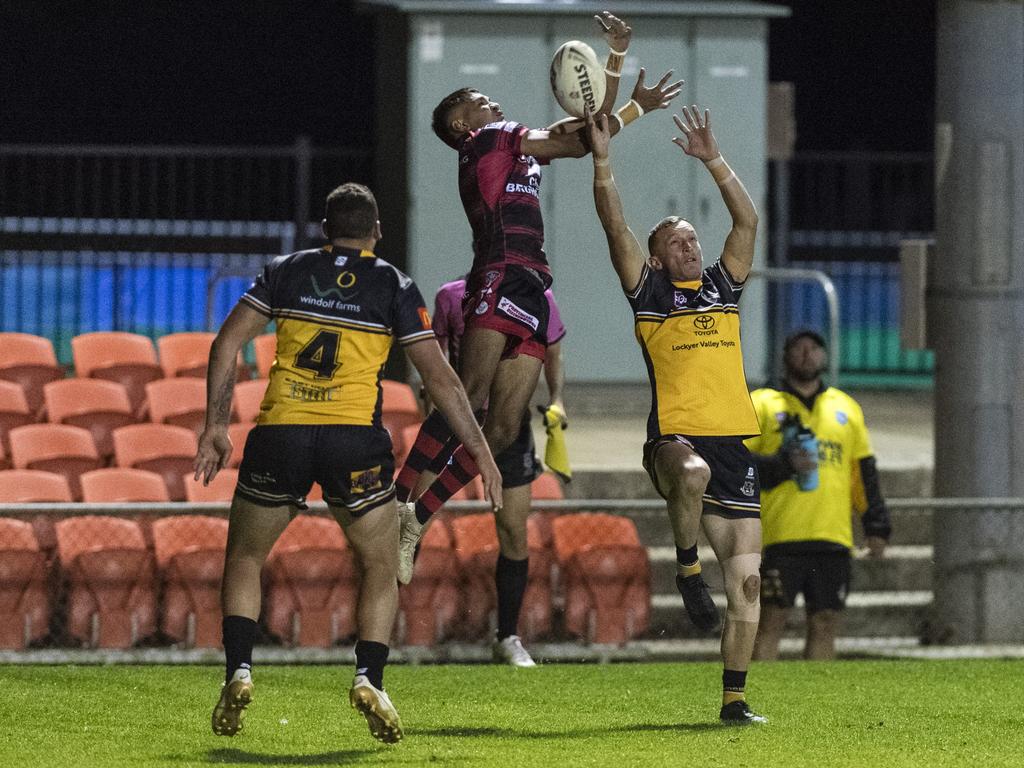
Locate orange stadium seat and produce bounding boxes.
[552,513,650,645]
[398,514,460,646]
[55,516,156,648]
[0,380,35,465]
[520,515,555,641]
[80,468,170,503]
[0,469,69,563]
[381,379,421,417]
[43,378,135,462]
[0,518,50,649]
[265,515,358,647]
[158,332,245,379]
[450,513,500,640]
[531,471,565,501]
[182,469,238,502]
[227,422,254,468]
[232,379,268,424]
[70,332,162,416]
[144,378,207,434]
[111,424,197,501]
[0,332,64,417]
[253,333,277,378]
[152,515,228,648]
[8,424,102,501]
[0,469,73,503]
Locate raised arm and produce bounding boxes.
[595,10,631,115]
[194,303,268,483]
[584,109,646,292]
[405,339,503,512]
[671,105,758,282]
[528,68,683,160]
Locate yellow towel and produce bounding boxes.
[540,404,571,483]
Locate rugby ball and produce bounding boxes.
[550,40,606,119]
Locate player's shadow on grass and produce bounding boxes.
[202,748,376,765]
[417,723,720,739]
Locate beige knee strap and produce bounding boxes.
[722,553,761,623]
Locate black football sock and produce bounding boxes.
[723,668,747,705]
[222,615,257,683]
[355,639,390,691]
[495,555,529,640]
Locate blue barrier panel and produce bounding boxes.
[1,251,270,365]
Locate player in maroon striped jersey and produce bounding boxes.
[394,12,682,585]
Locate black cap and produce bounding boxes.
[784,329,827,353]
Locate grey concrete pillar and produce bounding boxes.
[930,0,1024,641]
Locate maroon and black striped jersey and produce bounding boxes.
[457,120,551,283]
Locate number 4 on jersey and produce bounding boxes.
[295,330,341,379]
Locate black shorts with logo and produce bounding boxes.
[236,424,395,516]
[427,410,540,489]
[642,434,760,519]
[760,543,852,613]
[463,264,550,361]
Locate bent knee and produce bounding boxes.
[723,553,761,622]
[660,457,711,499]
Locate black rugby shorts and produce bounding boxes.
[236,424,395,516]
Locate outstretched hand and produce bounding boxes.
[595,10,631,52]
[672,105,720,161]
[630,68,684,114]
[583,107,611,159]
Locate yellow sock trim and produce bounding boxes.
[723,690,746,706]
[677,561,702,578]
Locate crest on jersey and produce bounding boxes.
[740,480,756,497]
[835,410,848,425]
[475,300,489,315]
[350,466,382,495]
[673,291,688,309]
[484,270,500,287]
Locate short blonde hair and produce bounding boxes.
[647,216,683,256]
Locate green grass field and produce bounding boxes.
[3,660,1022,767]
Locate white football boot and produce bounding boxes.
[492,635,537,668]
[211,668,254,736]
[349,675,403,744]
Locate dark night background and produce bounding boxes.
[1,0,935,153]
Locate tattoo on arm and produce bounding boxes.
[212,375,234,425]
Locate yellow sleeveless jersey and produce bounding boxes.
[626,261,759,439]
[239,245,434,426]
[744,387,874,549]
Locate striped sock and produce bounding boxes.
[394,410,456,502]
[723,668,747,706]
[414,445,479,524]
[676,543,701,577]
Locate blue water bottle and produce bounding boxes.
[795,426,819,491]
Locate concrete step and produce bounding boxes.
[646,545,933,594]
[605,507,935,548]
[645,590,933,639]
[568,467,933,501]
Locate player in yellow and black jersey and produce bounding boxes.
[747,330,891,661]
[586,106,765,725]
[192,183,501,745]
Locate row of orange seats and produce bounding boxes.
[0,331,267,417]
[0,510,650,651]
[0,513,348,650]
[408,511,650,647]
[0,331,427,454]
